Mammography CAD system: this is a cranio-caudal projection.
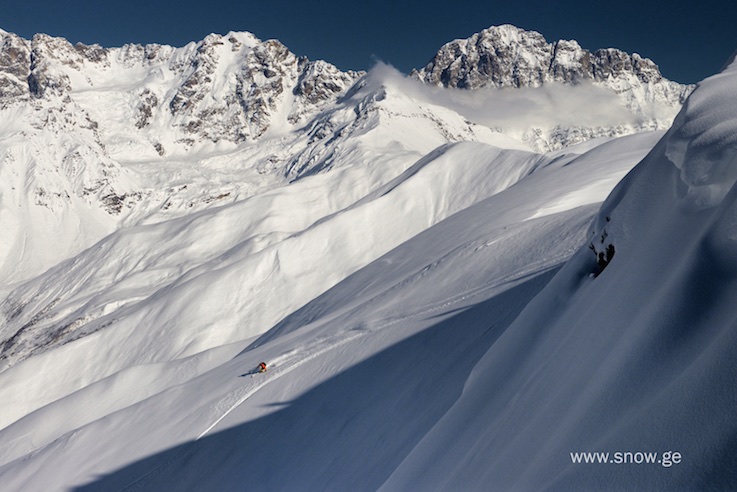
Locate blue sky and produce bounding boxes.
[2,0,735,84]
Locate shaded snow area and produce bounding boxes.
[0,28,735,492]
[383,55,737,491]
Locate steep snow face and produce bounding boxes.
[412,25,692,150]
[383,55,737,492]
[0,97,140,284]
[664,54,737,209]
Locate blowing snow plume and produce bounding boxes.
[383,54,737,491]
[369,62,677,151]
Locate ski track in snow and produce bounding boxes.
[195,330,364,441]
[194,247,573,441]
[118,331,366,491]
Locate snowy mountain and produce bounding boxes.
[0,29,365,283]
[1,24,734,491]
[0,26,692,284]
[413,24,693,149]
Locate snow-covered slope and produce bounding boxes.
[0,129,660,490]
[0,29,364,284]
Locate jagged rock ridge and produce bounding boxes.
[0,30,363,142]
[412,24,689,95]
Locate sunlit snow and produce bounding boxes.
[0,27,734,492]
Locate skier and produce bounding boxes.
[258,362,267,373]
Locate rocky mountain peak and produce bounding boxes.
[410,24,693,150]
[162,33,363,143]
[411,24,688,97]
[410,25,554,89]
[28,33,81,98]
[0,31,30,99]
[0,29,364,146]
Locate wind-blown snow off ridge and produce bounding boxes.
[0,24,733,492]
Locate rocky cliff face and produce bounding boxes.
[0,31,31,99]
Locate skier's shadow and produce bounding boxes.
[238,370,260,377]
